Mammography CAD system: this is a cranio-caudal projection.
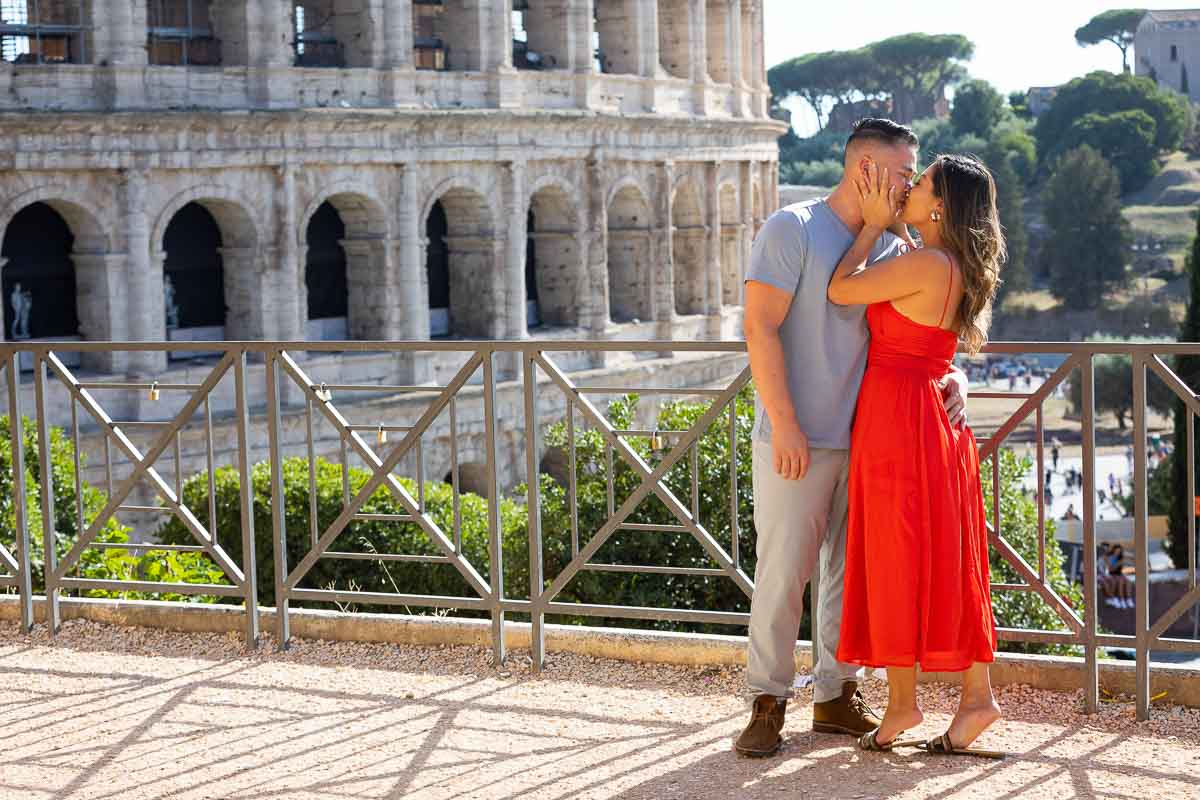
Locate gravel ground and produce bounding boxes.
[2,619,1199,800]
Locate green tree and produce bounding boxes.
[987,141,1030,297]
[768,49,879,132]
[1069,353,1176,430]
[952,79,1006,138]
[1060,109,1159,192]
[1168,210,1200,570]
[1035,70,1187,161]
[1074,9,1147,73]
[869,33,974,123]
[990,120,1038,185]
[983,449,1085,656]
[1041,145,1131,308]
[1008,90,1032,120]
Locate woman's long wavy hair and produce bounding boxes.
[931,154,1005,354]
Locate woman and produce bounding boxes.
[826,154,1004,758]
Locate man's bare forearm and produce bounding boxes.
[745,325,801,436]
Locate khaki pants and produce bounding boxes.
[746,441,862,703]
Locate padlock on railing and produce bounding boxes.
[148,381,160,402]
[377,424,388,445]
[316,382,332,402]
[650,428,663,451]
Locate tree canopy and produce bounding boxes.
[1059,109,1159,192]
[952,79,1006,138]
[1034,70,1188,191]
[1074,9,1147,73]
[1041,145,1131,308]
[768,33,973,130]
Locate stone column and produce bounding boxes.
[586,157,609,367]
[478,0,519,108]
[705,161,723,338]
[247,0,295,108]
[727,0,746,116]
[751,0,766,116]
[73,253,129,374]
[399,165,430,341]
[343,239,401,340]
[740,159,754,303]
[690,0,708,114]
[123,170,166,376]
[383,0,418,106]
[504,160,529,341]
[222,247,268,341]
[94,0,148,108]
[654,161,676,343]
[276,165,306,342]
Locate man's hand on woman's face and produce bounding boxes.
[854,161,902,231]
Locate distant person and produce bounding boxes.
[828,151,1004,758]
[1061,504,1079,521]
[1051,441,1060,472]
[735,118,970,759]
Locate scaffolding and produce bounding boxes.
[0,0,88,65]
[147,0,220,66]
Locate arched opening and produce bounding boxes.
[705,0,730,83]
[527,185,581,330]
[606,185,652,323]
[147,0,221,66]
[413,0,447,70]
[0,202,79,341]
[293,1,373,67]
[426,200,450,337]
[672,181,706,316]
[657,0,690,79]
[719,184,741,306]
[425,187,496,338]
[1,0,90,65]
[516,0,569,70]
[162,202,225,352]
[304,201,348,340]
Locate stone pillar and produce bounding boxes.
[94,0,148,108]
[73,253,129,374]
[276,165,306,342]
[343,239,402,340]
[222,247,268,341]
[383,0,418,106]
[123,170,166,376]
[586,157,609,367]
[504,160,529,341]
[751,0,766,116]
[740,159,754,303]
[705,161,723,338]
[727,0,746,116]
[690,0,708,113]
[247,0,295,108]
[654,161,676,343]
[399,165,430,342]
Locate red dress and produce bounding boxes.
[836,299,997,673]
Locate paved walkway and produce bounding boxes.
[3,620,1199,800]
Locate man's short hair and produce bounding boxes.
[845,118,919,154]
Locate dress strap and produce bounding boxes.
[936,249,956,329]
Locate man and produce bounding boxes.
[735,119,967,757]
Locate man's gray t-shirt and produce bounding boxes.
[746,199,906,450]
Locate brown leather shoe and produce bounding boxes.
[734,694,787,757]
[812,681,882,736]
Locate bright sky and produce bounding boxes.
[764,1,1200,136]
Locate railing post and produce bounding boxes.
[1132,353,1151,721]
[234,350,260,647]
[1080,354,1099,714]
[524,348,545,671]
[482,347,506,665]
[33,354,60,634]
[265,351,290,650]
[7,354,32,632]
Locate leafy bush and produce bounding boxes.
[0,416,224,602]
[982,449,1085,656]
[780,159,842,188]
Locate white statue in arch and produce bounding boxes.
[10,282,32,340]
[163,274,180,329]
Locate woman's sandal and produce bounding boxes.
[916,732,1006,760]
[858,728,923,753]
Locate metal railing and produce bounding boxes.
[0,339,1196,723]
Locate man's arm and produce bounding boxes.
[744,280,810,480]
[939,365,969,428]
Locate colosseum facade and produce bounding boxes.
[0,1,782,378]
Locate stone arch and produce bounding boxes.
[606,182,653,323]
[719,182,741,306]
[423,180,499,339]
[0,189,117,362]
[527,179,583,329]
[153,185,261,343]
[672,179,706,316]
[298,188,390,341]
